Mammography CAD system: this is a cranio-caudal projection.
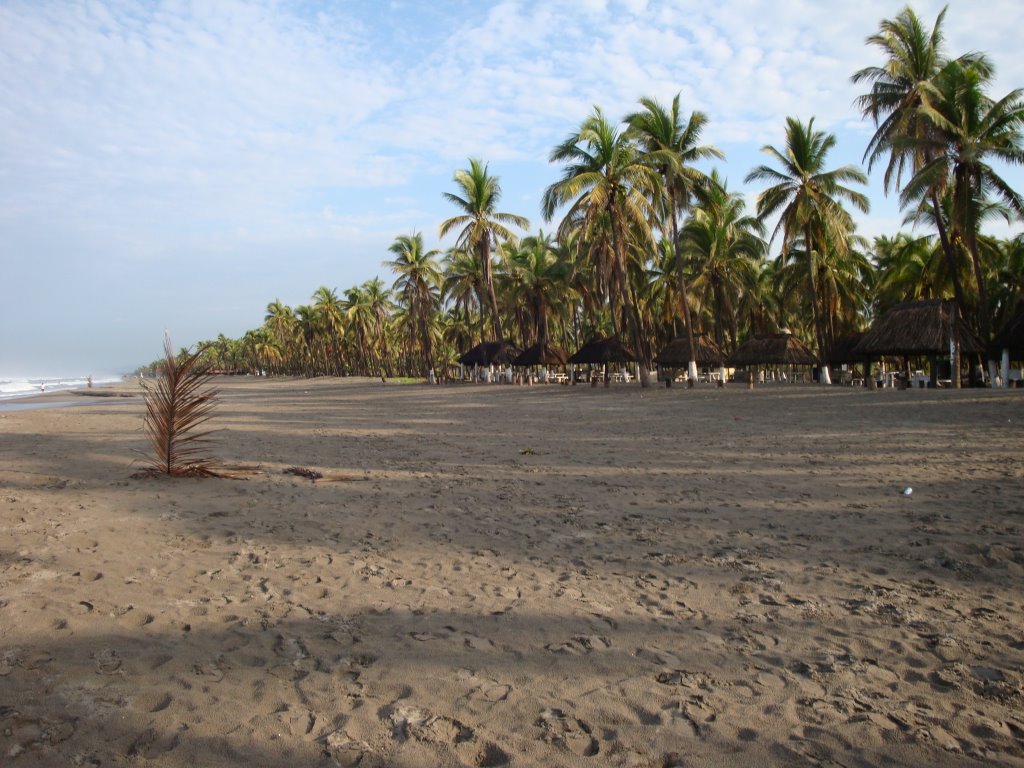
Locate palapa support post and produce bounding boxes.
[951,307,961,389]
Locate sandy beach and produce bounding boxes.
[1,377,1022,767]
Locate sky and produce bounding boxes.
[2,0,1023,377]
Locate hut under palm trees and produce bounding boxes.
[458,341,522,382]
[512,342,569,383]
[993,311,1024,387]
[854,299,983,388]
[653,334,725,387]
[826,332,873,387]
[568,336,636,387]
[727,333,817,387]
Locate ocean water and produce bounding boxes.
[0,374,125,401]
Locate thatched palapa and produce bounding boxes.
[568,336,636,365]
[653,334,725,367]
[512,342,569,367]
[727,333,816,367]
[854,299,983,357]
[826,332,870,366]
[992,311,1024,358]
[458,341,522,367]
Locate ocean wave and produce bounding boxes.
[0,375,125,400]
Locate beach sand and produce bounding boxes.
[1,377,1022,767]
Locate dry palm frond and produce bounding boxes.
[283,466,323,480]
[282,466,363,483]
[140,335,221,477]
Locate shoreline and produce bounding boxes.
[1,377,1021,766]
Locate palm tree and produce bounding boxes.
[506,231,572,349]
[439,158,529,341]
[312,286,346,375]
[363,278,396,377]
[264,299,298,373]
[745,117,869,384]
[775,229,874,355]
[385,232,442,380]
[626,94,723,384]
[442,247,486,341]
[543,107,665,386]
[990,234,1024,335]
[899,60,1024,353]
[873,233,947,310]
[852,5,994,385]
[683,172,766,362]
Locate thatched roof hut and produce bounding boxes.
[826,332,870,366]
[653,334,725,367]
[568,336,636,365]
[992,311,1024,358]
[458,341,522,366]
[727,333,817,367]
[854,299,983,357]
[512,342,569,367]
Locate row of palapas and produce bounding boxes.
[458,299,1024,386]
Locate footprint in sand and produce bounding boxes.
[536,708,599,757]
[93,648,122,675]
[386,704,475,747]
[662,695,717,737]
[323,731,371,767]
[457,669,512,703]
[438,626,496,651]
[544,635,612,655]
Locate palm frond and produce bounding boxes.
[140,335,221,477]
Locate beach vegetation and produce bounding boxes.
[141,5,1023,387]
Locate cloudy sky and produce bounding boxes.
[2,0,1022,376]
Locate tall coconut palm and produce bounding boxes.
[626,94,723,384]
[385,232,442,380]
[542,107,665,386]
[745,117,869,384]
[312,286,346,375]
[775,229,874,354]
[900,60,1024,353]
[852,5,993,385]
[683,172,766,362]
[439,158,530,341]
[507,231,572,349]
[264,299,298,373]
[442,247,486,341]
[363,278,395,377]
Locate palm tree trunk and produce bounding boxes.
[670,204,698,387]
[804,225,831,385]
[481,241,503,340]
[965,237,993,385]
[609,207,651,387]
[931,191,966,388]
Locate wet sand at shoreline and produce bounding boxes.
[1,377,1022,766]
